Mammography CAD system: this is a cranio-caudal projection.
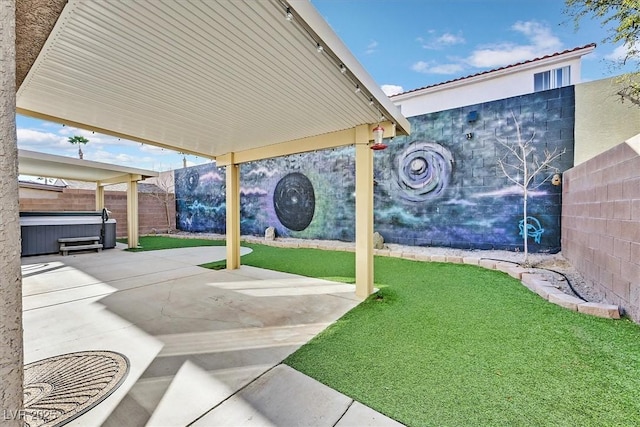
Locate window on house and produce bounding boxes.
[534,66,570,91]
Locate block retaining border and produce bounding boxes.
[257,238,621,320]
[169,234,623,320]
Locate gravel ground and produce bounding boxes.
[171,231,604,304]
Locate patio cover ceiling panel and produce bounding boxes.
[16,0,409,159]
[18,149,158,183]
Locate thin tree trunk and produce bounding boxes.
[165,199,171,232]
[523,187,529,265]
[0,0,25,425]
[518,120,529,265]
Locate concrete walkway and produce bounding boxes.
[21,245,404,426]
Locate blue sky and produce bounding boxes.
[17,0,632,173]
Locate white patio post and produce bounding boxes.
[225,158,240,269]
[355,124,374,298]
[95,181,105,211]
[215,153,241,269]
[127,176,139,248]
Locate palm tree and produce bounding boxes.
[68,135,89,159]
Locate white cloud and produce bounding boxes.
[139,143,178,155]
[411,21,562,77]
[411,61,430,73]
[411,61,464,75]
[16,119,205,172]
[467,45,537,68]
[81,150,135,164]
[17,128,66,146]
[605,42,640,61]
[511,21,561,51]
[381,84,404,96]
[365,40,378,55]
[418,32,465,50]
[466,21,562,68]
[58,126,93,138]
[86,150,178,171]
[18,122,167,154]
[428,63,465,74]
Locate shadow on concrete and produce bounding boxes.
[21,246,385,427]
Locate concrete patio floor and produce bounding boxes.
[21,244,404,426]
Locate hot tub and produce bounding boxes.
[20,211,117,256]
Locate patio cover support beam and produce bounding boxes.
[95,182,105,211]
[216,122,398,165]
[355,124,374,298]
[222,154,241,269]
[127,176,139,249]
[97,173,143,186]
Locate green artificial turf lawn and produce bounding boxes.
[124,236,640,426]
[119,235,225,251]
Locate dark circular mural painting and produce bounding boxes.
[273,172,315,231]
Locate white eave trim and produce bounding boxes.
[392,45,596,102]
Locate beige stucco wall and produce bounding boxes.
[574,76,640,165]
[1,0,24,423]
[16,0,67,89]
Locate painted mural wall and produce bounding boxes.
[175,87,575,253]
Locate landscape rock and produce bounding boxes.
[373,232,384,249]
[578,302,621,319]
[548,293,583,311]
[534,285,565,300]
[265,226,276,241]
[478,259,497,269]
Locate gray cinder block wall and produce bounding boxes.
[19,187,176,237]
[562,136,640,321]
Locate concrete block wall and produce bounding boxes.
[562,136,640,321]
[19,187,175,238]
[176,88,574,253]
[375,87,574,251]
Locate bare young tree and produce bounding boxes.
[145,170,176,234]
[496,112,566,265]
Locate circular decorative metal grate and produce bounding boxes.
[23,351,129,427]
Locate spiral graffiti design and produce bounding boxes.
[273,172,315,231]
[395,142,454,201]
[185,170,200,192]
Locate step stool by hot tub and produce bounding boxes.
[58,236,103,256]
[20,211,116,256]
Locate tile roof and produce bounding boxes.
[391,43,596,98]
